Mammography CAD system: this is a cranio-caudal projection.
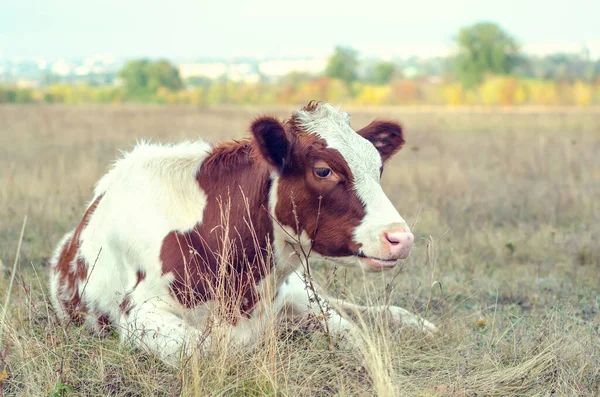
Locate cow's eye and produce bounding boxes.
[314,167,332,178]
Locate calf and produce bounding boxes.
[49,101,436,364]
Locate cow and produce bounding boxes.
[49,101,436,365]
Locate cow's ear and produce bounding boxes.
[251,116,293,171]
[357,120,405,162]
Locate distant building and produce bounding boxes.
[178,62,261,83]
[74,66,91,76]
[35,58,47,70]
[402,66,419,79]
[228,63,259,83]
[52,60,72,76]
[258,59,326,78]
[179,63,227,80]
[16,80,39,88]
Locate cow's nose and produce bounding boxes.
[383,227,414,259]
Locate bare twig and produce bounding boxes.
[290,194,333,351]
[262,189,333,349]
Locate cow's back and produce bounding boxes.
[49,141,212,330]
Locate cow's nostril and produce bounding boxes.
[385,232,401,245]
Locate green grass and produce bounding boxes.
[1,105,599,396]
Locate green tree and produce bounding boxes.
[325,46,359,84]
[370,61,396,85]
[119,59,182,100]
[454,22,520,88]
[186,76,213,87]
[119,59,150,97]
[15,88,33,103]
[146,60,183,92]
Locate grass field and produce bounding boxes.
[1,104,599,396]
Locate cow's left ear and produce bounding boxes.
[251,116,293,171]
[357,120,405,162]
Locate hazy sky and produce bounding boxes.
[1,0,599,59]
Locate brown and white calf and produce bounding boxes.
[49,101,436,364]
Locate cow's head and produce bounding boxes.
[251,101,412,272]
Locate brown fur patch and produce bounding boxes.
[274,131,365,257]
[96,313,112,331]
[160,141,274,321]
[119,270,146,317]
[54,194,103,324]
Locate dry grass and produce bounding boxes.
[1,104,599,396]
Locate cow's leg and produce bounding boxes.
[118,294,206,365]
[323,296,437,334]
[281,272,362,344]
[281,271,436,337]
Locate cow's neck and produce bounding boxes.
[266,174,315,282]
[197,139,306,284]
[196,139,274,267]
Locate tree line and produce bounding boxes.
[1,22,600,106]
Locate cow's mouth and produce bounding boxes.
[355,251,398,270]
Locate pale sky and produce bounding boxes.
[1,0,599,60]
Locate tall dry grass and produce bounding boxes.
[0,105,599,396]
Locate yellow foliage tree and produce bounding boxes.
[478,77,518,106]
[206,84,227,105]
[353,85,391,106]
[525,80,559,106]
[188,88,205,105]
[514,85,527,105]
[443,83,464,106]
[325,79,351,104]
[464,90,478,105]
[573,81,593,106]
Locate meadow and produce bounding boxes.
[0,104,599,396]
